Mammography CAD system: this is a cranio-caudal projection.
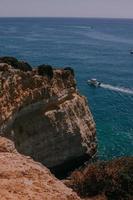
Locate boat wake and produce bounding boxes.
[100,83,133,95]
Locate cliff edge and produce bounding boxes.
[0,136,81,200]
[0,58,96,177]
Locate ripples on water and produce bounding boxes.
[0,17,133,160]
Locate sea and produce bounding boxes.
[0,17,133,161]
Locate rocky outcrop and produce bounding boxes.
[64,157,133,200]
[0,136,81,200]
[0,61,96,177]
[0,58,132,200]
[0,136,132,200]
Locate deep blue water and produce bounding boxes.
[0,17,133,160]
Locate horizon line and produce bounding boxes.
[0,16,133,20]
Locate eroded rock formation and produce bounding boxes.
[0,58,132,200]
[0,136,81,200]
[0,60,96,177]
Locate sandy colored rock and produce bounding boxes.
[0,137,81,200]
[0,63,96,175]
[0,136,17,153]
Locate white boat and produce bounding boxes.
[87,78,101,87]
[129,49,133,54]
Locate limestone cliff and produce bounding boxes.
[0,136,81,200]
[0,61,96,176]
[0,58,131,200]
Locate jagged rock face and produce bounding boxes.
[0,63,96,176]
[0,137,81,200]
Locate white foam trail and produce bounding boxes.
[100,83,133,95]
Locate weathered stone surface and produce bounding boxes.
[0,137,81,200]
[0,62,96,176]
[0,136,17,153]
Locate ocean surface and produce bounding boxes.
[0,17,133,160]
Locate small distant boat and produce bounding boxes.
[87,78,101,87]
[129,49,133,54]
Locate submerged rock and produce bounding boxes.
[0,61,96,177]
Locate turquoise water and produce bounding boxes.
[0,17,133,160]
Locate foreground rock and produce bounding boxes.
[0,61,96,177]
[64,157,133,200]
[0,136,81,200]
[2,137,132,200]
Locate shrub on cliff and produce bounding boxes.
[64,67,74,76]
[0,56,32,72]
[17,61,32,72]
[65,157,133,200]
[37,64,53,79]
[0,56,18,68]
